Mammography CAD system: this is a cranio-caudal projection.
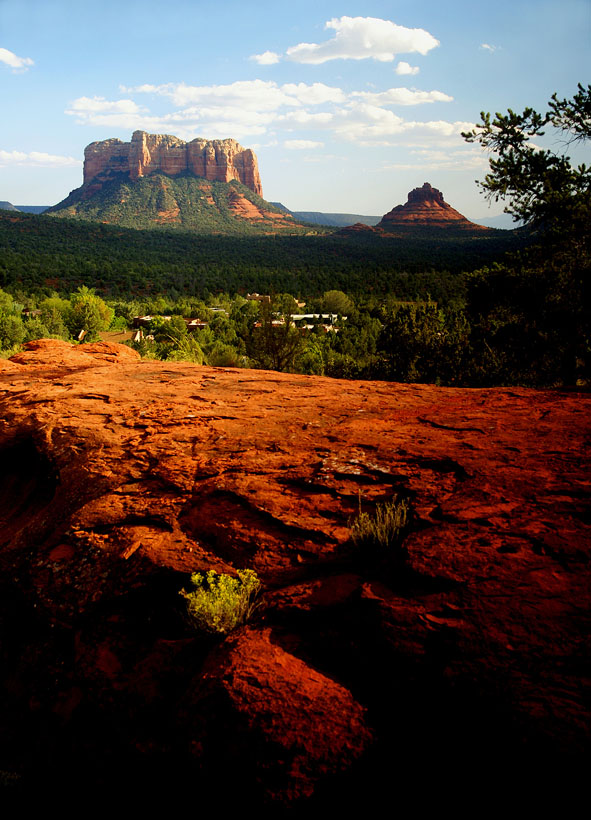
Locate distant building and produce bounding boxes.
[292,314,346,325]
[132,315,209,332]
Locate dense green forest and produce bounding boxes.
[0,197,584,388]
[0,207,520,300]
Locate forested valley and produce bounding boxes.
[1,86,589,388]
[0,217,585,387]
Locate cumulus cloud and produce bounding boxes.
[124,80,345,110]
[66,96,143,115]
[286,16,439,64]
[280,82,346,105]
[108,81,347,138]
[124,80,299,111]
[70,76,468,150]
[68,88,291,139]
[352,88,453,106]
[0,46,34,71]
[250,50,280,65]
[284,139,324,149]
[0,150,81,167]
[277,110,335,126]
[480,43,500,52]
[395,61,419,75]
[64,96,159,132]
[331,102,473,145]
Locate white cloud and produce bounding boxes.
[332,102,472,145]
[125,79,299,111]
[104,81,347,139]
[286,16,439,64]
[277,110,335,126]
[66,96,143,115]
[382,146,488,171]
[0,150,81,167]
[480,43,500,52]
[395,61,419,75]
[64,96,161,134]
[280,82,346,105]
[0,46,34,71]
[250,50,280,65]
[69,77,467,152]
[67,90,283,140]
[124,80,345,110]
[352,88,453,106]
[284,139,324,149]
[119,84,157,94]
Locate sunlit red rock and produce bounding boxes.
[83,130,263,196]
[379,181,490,230]
[0,340,589,803]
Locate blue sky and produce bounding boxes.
[1,0,589,217]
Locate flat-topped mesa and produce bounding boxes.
[379,182,488,230]
[83,130,263,196]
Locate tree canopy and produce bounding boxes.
[462,85,590,385]
[462,83,591,232]
[66,286,114,342]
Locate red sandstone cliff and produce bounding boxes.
[83,130,263,196]
[378,182,489,230]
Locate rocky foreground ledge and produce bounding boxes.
[1,340,589,805]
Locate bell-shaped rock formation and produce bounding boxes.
[379,182,488,231]
[83,130,263,196]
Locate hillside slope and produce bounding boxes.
[47,173,313,235]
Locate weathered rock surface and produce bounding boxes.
[185,626,372,802]
[379,182,490,231]
[83,130,263,196]
[0,339,589,803]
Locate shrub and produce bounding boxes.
[180,569,261,635]
[350,496,410,555]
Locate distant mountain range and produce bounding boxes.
[470,213,523,230]
[270,204,382,228]
[272,202,519,231]
[0,202,49,214]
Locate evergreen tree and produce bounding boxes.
[463,85,591,385]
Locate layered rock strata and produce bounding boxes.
[83,130,263,196]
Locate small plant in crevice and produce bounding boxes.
[180,568,261,635]
[349,495,411,559]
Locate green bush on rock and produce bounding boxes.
[180,569,261,635]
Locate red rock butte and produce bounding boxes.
[379,181,489,230]
[83,130,263,196]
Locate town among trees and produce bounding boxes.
[1,85,589,389]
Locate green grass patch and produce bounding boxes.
[350,496,410,556]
